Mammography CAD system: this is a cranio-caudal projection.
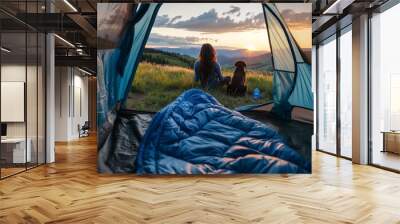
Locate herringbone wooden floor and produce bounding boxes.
[1,135,400,224]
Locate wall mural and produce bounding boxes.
[97,3,313,175]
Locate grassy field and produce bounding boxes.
[127,62,273,111]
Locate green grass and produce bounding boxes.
[127,62,273,111]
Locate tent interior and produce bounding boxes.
[97,3,313,174]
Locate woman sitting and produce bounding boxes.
[194,43,230,89]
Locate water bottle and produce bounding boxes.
[253,88,261,100]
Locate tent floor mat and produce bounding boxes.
[102,110,155,173]
[241,110,312,163]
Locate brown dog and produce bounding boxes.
[227,61,247,96]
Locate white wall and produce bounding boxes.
[54,67,89,141]
[46,32,56,163]
[72,73,89,138]
[54,66,69,141]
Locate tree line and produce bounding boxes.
[140,48,196,68]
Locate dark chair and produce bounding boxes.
[78,121,90,138]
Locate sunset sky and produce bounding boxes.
[147,3,311,52]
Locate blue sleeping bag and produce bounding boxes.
[136,89,310,174]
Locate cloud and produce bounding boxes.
[223,6,240,16]
[147,33,216,47]
[153,8,310,33]
[279,9,311,28]
[154,14,170,26]
[155,9,265,33]
[169,15,182,24]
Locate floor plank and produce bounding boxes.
[0,135,399,224]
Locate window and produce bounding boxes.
[0,2,47,179]
[370,2,400,171]
[317,35,337,154]
[339,26,352,158]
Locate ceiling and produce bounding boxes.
[1,0,97,74]
[311,0,390,43]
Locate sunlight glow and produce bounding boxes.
[246,43,257,51]
[150,28,270,52]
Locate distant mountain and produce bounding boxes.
[220,53,273,71]
[154,47,273,72]
[142,47,311,72]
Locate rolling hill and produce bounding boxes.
[141,48,274,72]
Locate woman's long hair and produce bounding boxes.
[199,43,217,87]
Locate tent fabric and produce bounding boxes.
[271,70,295,118]
[97,54,107,127]
[97,3,161,172]
[136,89,311,174]
[263,3,313,117]
[118,4,161,103]
[97,3,161,130]
[106,112,154,173]
[288,63,313,109]
[98,4,136,128]
[263,5,296,73]
[265,4,304,64]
